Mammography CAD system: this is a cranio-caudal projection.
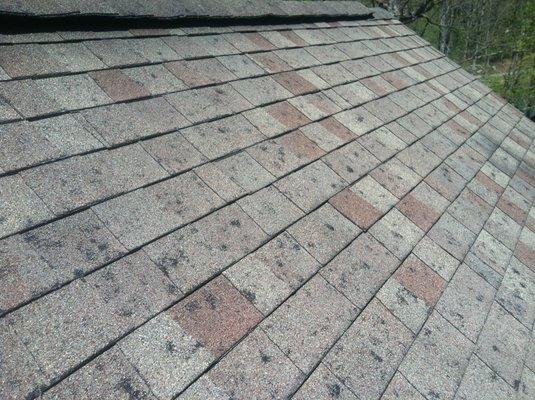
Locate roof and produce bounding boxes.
[1,1,534,399]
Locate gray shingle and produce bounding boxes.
[21,144,168,214]
[476,302,530,386]
[119,312,215,399]
[225,231,320,315]
[0,319,46,399]
[43,42,107,72]
[195,151,275,202]
[183,330,304,399]
[92,172,223,249]
[122,64,187,95]
[455,355,516,400]
[238,186,304,235]
[293,364,359,400]
[436,264,495,341]
[261,275,357,373]
[322,233,400,308]
[0,115,103,172]
[42,348,156,400]
[10,279,113,380]
[400,312,474,400]
[165,84,252,124]
[231,75,292,106]
[4,209,126,304]
[324,299,414,400]
[80,97,189,146]
[275,160,347,212]
[181,114,265,159]
[288,203,360,264]
[0,79,60,118]
[163,35,238,59]
[0,175,53,238]
[145,204,268,293]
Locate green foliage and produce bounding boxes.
[358,0,535,117]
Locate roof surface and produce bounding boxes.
[0,2,534,400]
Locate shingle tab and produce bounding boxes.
[0,115,103,172]
[0,175,53,237]
[324,300,414,399]
[80,97,188,145]
[165,84,252,124]
[181,114,265,159]
[21,144,168,214]
[145,204,268,293]
[225,232,320,314]
[92,172,224,249]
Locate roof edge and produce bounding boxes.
[0,0,377,20]
[0,1,395,34]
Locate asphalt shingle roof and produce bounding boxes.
[1,1,534,399]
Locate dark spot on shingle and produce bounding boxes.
[97,243,109,252]
[166,340,177,353]
[492,345,500,352]
[120,308,134,317]
[260,352,271,363]
[25,387,42,400]
[116,377,143,399]
[230,219,241,227]
[206,292,218,309]
[242,289,256,302]
[167,284,178,295]
[325,223,335,231]
[73,268,85,278]
[185,300,201,312]
[327,383,341,398]
[428,390,441,399]
[346,166,354,173]
[159,265,170,277]
[220,244,228,251]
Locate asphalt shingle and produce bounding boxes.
[399,311,474,400]
[476,302,530,386]
[261,275,357,373]
[324,299,414,400]
[322,233,401,308]
[225,232,320,314]
[0,175,53,238]
[145,204,268,293]
[20,144,168,215]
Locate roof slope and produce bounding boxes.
[0,7,534,400]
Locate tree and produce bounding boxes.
[360,0,535,116]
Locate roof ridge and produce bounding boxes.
[0,0,384,20]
